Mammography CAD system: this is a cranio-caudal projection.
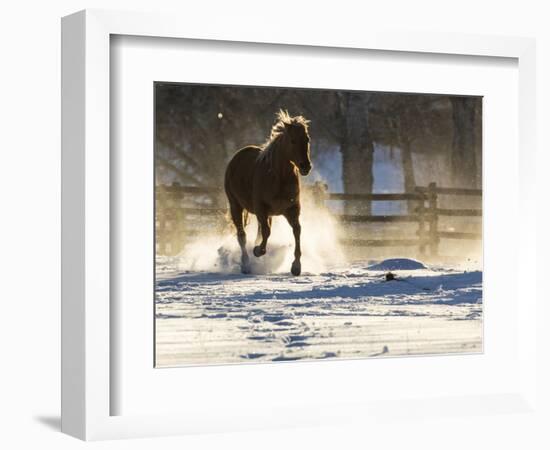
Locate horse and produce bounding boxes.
[224,110,312,275]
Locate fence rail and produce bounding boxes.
[436,208,482,217]
[341,238,430,247]
[327,192,423,201]
[415,186,482,196]
[437,231,482,240]
[155,181,482,256]
[336,214,422,223]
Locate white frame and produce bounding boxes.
[61,9,537,441]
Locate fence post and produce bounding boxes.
[311,181,328,209]
[416,188,427,257]
[427,182,439,257]
[216,189,226,235]
[171,182,184,256]
[156,184,167,255]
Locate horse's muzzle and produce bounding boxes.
[298,163,312,176]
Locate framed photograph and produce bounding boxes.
[62,9,538,440]
[153,83,483,368]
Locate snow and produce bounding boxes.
[155,257,482,367]
[367,258,427,271]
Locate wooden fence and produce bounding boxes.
[155,182,482,257]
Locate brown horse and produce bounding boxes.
[224,110,312,275]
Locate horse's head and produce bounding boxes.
[286,121,312,176]
[274,110,312,176]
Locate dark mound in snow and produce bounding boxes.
[367,258,427,271]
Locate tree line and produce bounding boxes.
[155,83,482,207]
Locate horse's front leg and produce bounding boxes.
[284,206,302,276]
[253,212,271,257]
[254,217,272,247]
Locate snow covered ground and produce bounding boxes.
[155,256,482,367]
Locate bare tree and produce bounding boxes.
[450,97,481,188]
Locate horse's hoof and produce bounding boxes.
[241,264,251,274]
[253,246,266,257]
[291,260,301,276]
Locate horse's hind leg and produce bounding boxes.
[284,207,302,276]
[229,203,250,274]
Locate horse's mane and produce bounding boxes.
[258,110,310,170]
